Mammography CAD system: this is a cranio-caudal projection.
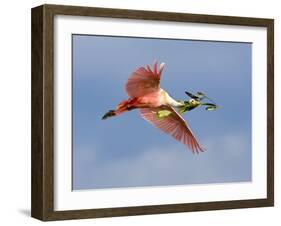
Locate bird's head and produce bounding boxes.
[177,91,219,114]
[188,98,201,107]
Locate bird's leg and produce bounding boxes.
[102,110,117,120]
[102,98,139,120]
[125,105,138,111]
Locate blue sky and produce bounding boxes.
[72,35,252,190]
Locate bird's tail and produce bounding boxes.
[102,98,138,120]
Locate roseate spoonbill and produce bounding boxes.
[102,62,217,153]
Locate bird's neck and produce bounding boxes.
[161,89,184,107]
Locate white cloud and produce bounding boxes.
[73,132,252,190]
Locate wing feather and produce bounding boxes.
[126,62,165,97]
[139,106,204,153]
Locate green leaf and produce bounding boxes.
[205,106,217,111]
[185,91,198,99]
[202,103,217,107]
[196,92,205,97]
[201,102,218,111]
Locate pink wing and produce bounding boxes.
[125,62,165,98]
[139,106,204,153]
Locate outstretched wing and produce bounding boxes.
[126,62,165,98]
[139,106,204,153]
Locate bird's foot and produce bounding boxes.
[102,110,116,120]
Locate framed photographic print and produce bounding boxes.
[31,4,274,221]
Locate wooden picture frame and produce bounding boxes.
[31,4,274,221]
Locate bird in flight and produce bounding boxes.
[102,62,217,153]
